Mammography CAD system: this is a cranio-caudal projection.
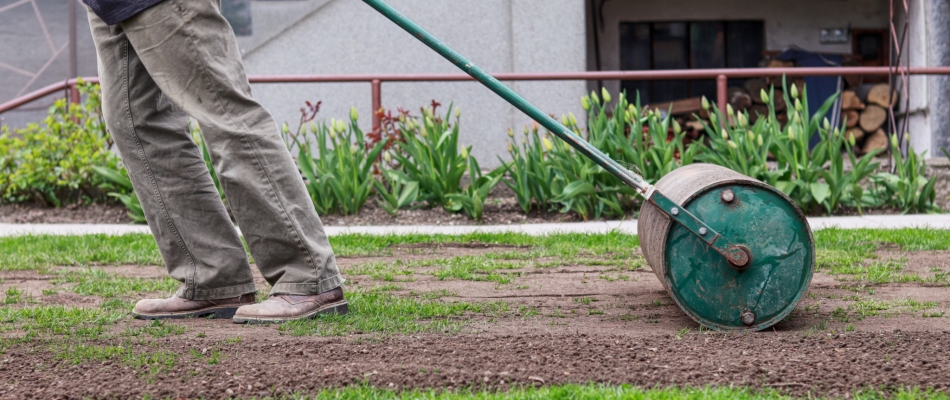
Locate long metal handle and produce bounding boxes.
[361,0,649,193]
[362,0,750,267]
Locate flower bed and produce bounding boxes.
[1,81,941,224]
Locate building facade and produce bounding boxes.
[1,0,947,165]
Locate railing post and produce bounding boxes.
[69,81,80,105]
[716,74,728,116]
[371,79,382,132]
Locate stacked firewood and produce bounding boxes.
[841,83,896,154]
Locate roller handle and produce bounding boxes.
[362,0,750,267]
[361,0,649,193]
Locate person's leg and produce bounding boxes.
[116,0,344,304]
[87,8,257,317]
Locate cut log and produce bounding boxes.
[768,59,795,68]
[862,128,888,154]
[845,127,865,142]
[844,110,860,128]
[855,83,896,108]
[748,104,769,124]
[867,84,897,108]
[772,89,786,111]
[841,90,866,110]
[727,87,752,111]
[744,79,769,104]
[859,105,888,132]
[646,97,703,115]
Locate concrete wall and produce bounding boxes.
[892,0,949,157]
[587,0,890,98]
[242,0,588,168]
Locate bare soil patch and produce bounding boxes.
[1,245,949,398]
[0,203,131,224]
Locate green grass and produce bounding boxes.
[0,305,125,339]
[0,234,162,270]
[52,341,179,374]
[52,268,180,298]
[278,286,509,337]
[122,319,186,338]
[249,384,950,400]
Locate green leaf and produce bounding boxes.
[810,182,831,205]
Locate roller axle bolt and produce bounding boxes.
[699,227,707,235]
[740,309,756,326]
[721,189,735,203]
[670,207,679,216]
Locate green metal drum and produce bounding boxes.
[638,164,815,331]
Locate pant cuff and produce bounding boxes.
[269,275,345,296]
[176,282,258,301]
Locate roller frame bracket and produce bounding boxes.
[649,190,750,267]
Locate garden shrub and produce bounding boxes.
[0,81,124,207]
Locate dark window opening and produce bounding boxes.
[620,21,764,104]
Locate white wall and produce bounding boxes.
[587,0,890,99]
[242,0,588,168]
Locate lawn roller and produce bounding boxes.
[363,0,814,331]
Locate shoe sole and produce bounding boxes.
[133,306,241,320]
[232,300,349,324]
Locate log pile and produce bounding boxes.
[845,83,896,154]
[643,72,895,156]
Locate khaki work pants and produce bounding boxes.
[87,0,343,300]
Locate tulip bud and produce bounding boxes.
[709,113,718,126]
[569,112,578,126]
[398,114,407,123]
[350,144,358,155]
[561,115,570,126]
[523,126,529,136]
[672,120,682,135]
[737,112,748,128]
[833,127,840,137]
[728,140,738,149]
[455,106,461,118]
[727,104,735,118]
[792,112,800,125]
[508,128,515,138]
[507,142,513,153]
[794,99,803,113]
[531,121,539,132]
[339,119,348,133]
[350,107,359,122]
[590,91,600,105]
[848,132,856,147]
[757,134,764,147]
[581,95,591,111]
[461,147,469,159]
[790,84,799,100]
[721,128,729,141]
[760,89,770,104]
[601,87,612,104]
[328,121,337,140]
[788,127,796,141]
[543,137,553,151]
[701,96,710,111]
[823,118,831,131]
[384,151,392,163]
[747,130,755,142]
[423,107,433,119]
[890,134,899,149]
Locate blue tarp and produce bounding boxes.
[776,48,843,148]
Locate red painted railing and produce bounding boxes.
[2,67,950,132]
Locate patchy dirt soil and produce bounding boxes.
[0,203,132,224]
[0,245,948,399]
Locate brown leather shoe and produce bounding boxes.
[132,293,256,320]
[232,287,348,324]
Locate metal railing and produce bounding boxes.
[2,66,950,132]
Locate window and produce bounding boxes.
[620,21,764,104]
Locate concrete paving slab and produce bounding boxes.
[2,214,950,237]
